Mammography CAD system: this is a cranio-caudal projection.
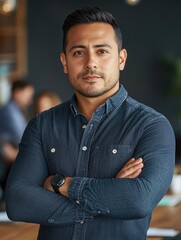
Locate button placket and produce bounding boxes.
[72,113,104,239]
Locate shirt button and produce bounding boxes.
[51,148,55,153]
[98,211,101,214]
[82,125,87,129]
[112,149,117,154]
[80,220,84,224]
[76,200,80,204]
[49,218,55,223]
[82,146,87,151]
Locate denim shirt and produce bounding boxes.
[5,85,175,240]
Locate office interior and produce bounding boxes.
[0,0,181,239]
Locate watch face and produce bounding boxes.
[51,174,65,187]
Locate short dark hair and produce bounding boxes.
[11,80,33,94]
[62,7,122,53]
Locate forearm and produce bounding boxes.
[68,177,150,219]
[67,168,172,220]
[5,176,93,226]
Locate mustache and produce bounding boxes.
[77,70,105,80]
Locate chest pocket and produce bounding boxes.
[43,142,78,176]
[90,144,133,178]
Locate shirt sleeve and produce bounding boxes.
[68,116,175,219]
[5,116,93,226]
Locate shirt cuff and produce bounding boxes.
[68,177,89,206]
[68,177,110,216]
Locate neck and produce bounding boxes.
[76,85,119,121]
[77,97,102,121]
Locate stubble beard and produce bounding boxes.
[70,70,120,98]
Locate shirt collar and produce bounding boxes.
[70,84,128,117]
[105,85,128,115]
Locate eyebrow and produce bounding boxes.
[69,44,112,52]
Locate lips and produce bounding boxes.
[77,70,104,81]
[83,75,101,81]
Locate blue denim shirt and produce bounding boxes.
[6,85,175,240]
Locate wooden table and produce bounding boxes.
[148,165,181,240]
[148,202,181,240]
[0,222,39,240]
[0,203,181,240]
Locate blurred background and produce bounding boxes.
[0,0,181,159]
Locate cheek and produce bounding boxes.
[102,56,119,68]
[102,60,120,78]
[67,61,82,77]
[66,68,77,84]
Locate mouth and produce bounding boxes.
[83,75,101,82]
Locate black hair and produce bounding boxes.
[11,80,33,94]
[62,7,122,53]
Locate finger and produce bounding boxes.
[124,163,143,177]
[127,162,144,174]
[120,158,143,175]
[116,162,143,178]
[123,158,135,167]
[125,158,143,169]
[127,169,142,178]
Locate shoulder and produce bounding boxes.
[0,101,19,114]
[126,96,166,121]
[125,96,174,137]
[0,102,15,121]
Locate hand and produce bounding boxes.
[116,158,143,179]
[43,176,54,192]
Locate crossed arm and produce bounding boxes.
[5,116,175,225]
[44,157,144,197]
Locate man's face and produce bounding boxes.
[61,23,127,98]
[15,86,34,109]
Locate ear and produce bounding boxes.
[60,53,68,74]
[119,49,127,71]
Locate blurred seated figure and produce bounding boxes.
[34,91,62,114]
[0,80,34,202]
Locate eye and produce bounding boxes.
[73,50,85,57]
[97,49,109,55]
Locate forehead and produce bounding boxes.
[66,23,117,48]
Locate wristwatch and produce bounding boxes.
[50,174,65,194]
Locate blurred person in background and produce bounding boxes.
[0,80,34,203]
[34,91,62,114]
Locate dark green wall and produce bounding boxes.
[27,0,181,134]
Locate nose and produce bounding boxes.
[85,53,97,70]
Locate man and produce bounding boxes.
[5,7,175,240]
[0,80,34,149]
[0,80,34,201]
